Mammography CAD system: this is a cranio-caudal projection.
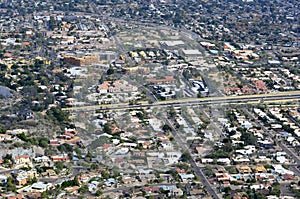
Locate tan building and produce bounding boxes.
[62,53,100,66]
[236,165,252,174]
[252,165,267,173]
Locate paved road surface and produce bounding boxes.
[63,91,300,112]
[163,116,221,199]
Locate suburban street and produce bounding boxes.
[163,115,221,199]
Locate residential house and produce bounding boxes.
[13,155,31,165]
[26,182,52,192]
[0,134,14,141]
[17,169,37,179]
[142,186,160,194]
[34,156,50,163]
[4,193,24,199]
[78,174,90,184]
[49,139,60,146]
[170,188,183,197]
[216,158,231,165]
[236,165,252,174]
[51,154,69,162]
[252,165,267,173]
[179,173,195,182]
[104,178,116,187]
[122,176,136,184]
[216,173,230,182]
[16,176,28,186]
[41,169,56,177]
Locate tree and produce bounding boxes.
[197,92,203,98]
[49,16,57,30]
[180,152,191,162]
[223,186,231,194]
[39,137,49,148]
[168,107,177,118]
[6,177,16,192]
[74,147,82,159]
[182,70,191,79]
[58,143,73,153]
[103,123,112,134]
[90,163,99,171]
[54,161,64,172]
[95,190,103,196]
[31,176,38,184]
[85,151,93,162]
[79,185,89,193]
[162,124,172,132]
[269,185,281,196]
[46,107,70,124]
[61,177,79,189]
[0,124,6,134]
[3,154,12,164]
[16,132,30,142]
[41,191,47,198]
[106,67,115,75]
[101,170,110,179]
[241,131,257,146]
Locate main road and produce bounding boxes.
[88,0,135,67]
[163,116,221,199]
[62,91,300,112]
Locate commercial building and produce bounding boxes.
[62,52,100,66]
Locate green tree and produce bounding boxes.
[41,191,47,198]
[90,163,99,171]
[6,177,16,192]
[3,154,12,164]
[46,107,70,124]
[39,137,49,148]
[180,152,191,162]
[54,161,64,172]
[79,185,89,193]
[0,124,6,134]
[241,131,257,145]
[169,107,177,118]
[31,176,38,184]
[49,16,57,30]
[101,170,110,179]
[103,123,112,134]
[61,177,79,189]
[106,67,115,75]
[58,143,73,153]
[162,124,172,132]
[74,147,82,159]
[95,190,103,196]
